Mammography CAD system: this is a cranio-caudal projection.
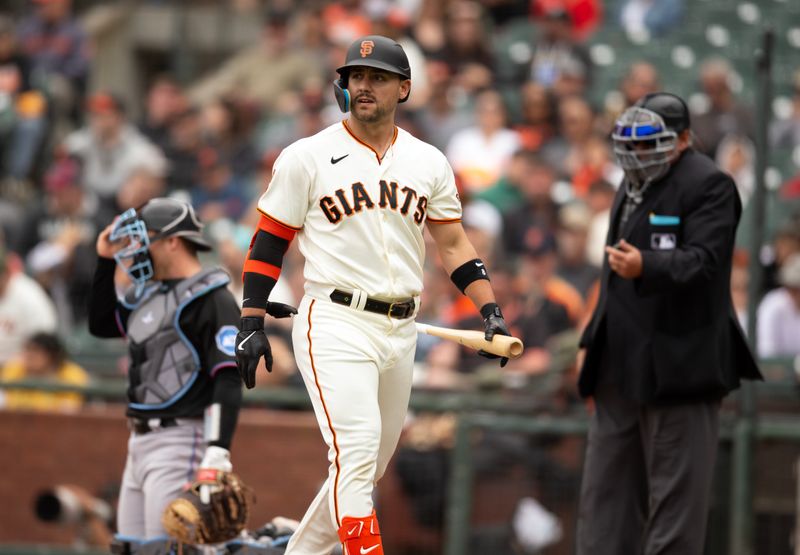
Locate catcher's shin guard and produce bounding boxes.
[337,512,383,555]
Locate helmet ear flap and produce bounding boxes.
[333,78,350,113]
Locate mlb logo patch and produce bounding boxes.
[215,325,238,356]
[651,233,677,250]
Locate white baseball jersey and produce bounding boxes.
[259,120,462,554]
[257,121,462,299]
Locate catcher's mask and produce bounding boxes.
[333,35,411,112]
[110,207,153,298]
[612,92,690,188]
[110,198,211,297]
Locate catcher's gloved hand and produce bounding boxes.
[266,301,298,319]
[197,446,232,504]
[236,316,271,388]
[162,467,251,545]
[478,303,510,368]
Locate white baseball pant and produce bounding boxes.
[285,290,417,554]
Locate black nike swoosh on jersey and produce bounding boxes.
[331,154,349,164]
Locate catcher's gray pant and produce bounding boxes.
[117,420,204,539]
[576,376,720,555]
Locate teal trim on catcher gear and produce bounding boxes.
[110,199,214,302]
[126,268,230,411]
[111,208,154,300]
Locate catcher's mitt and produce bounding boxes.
[162,469,252,545]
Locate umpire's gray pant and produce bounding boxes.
[576,377,720,555]
[117,421,204,539]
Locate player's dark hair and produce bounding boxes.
[26,332,67,367]
[179,237,200,258]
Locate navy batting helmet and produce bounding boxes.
[333,35,411,112]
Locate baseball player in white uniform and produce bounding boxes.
[235,35,511,555]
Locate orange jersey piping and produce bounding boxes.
[257,214,297,241]
[342,120,398,164]
[425,216,462,224]
[256,208,302,232]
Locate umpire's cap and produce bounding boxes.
[139,197,212,251]
[337,35,411,82]
[635,92,691,133]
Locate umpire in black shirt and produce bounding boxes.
[575,93,762,554]
[88,198,243,544]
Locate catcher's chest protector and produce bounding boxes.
[125,268,230,409]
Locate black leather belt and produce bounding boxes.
[129,417,179,435]
[330,289,415,319]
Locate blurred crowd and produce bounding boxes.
[1,0,800,411]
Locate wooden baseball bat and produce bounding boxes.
[415,323,524,359]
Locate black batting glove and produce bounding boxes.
[235,317,272,389]
[478,303,510,368]
[265,301,298,319]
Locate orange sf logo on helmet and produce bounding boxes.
[360,40,375,57]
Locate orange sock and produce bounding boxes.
[338,511,384,555]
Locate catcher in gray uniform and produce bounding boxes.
[88,198,246,549]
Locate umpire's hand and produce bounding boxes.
[606,239,643,279]
[478,303,511,368]
[235,317,272,389]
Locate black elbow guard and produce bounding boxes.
[450,258,490,294]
